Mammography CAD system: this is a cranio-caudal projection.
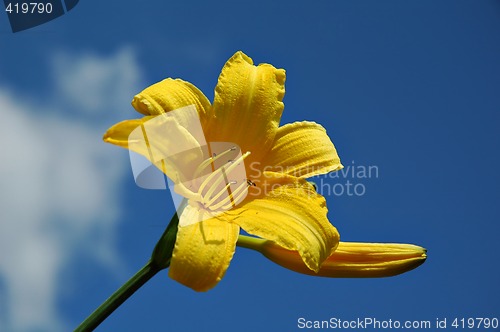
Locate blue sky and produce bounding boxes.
[0,1,499,331]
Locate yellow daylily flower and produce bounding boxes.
[104,51,343,291]
[103,51,425,292]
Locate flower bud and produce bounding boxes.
[238,236,426,278]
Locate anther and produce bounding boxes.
[246,179,256,187]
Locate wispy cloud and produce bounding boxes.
[52,48,141,116]
[0,48,142,332]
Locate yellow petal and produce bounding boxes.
[262,121,343,178]
[176,203,213,227]
[169,216,240,292]
[208,51,285,164]
[103,116,205,180]
[226,172,339,272]
[253,240,427,278]
[103,117,150,149]
[132,78,212,128]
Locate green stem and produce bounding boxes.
[236,235,266,252]
[74,209,181,332]
[74,261,159,332]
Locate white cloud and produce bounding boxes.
[52,47,141,116]
[0,48,142,332]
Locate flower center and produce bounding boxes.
[175,145,253,213]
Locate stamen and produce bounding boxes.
[204,180,237,206]
[179,147,253,214]
[208,180,248,211]
[193,146,237,179]
[203,165,230,203]
[198,151,251,196]
[219,152,251,177]
[218,180,253,210]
